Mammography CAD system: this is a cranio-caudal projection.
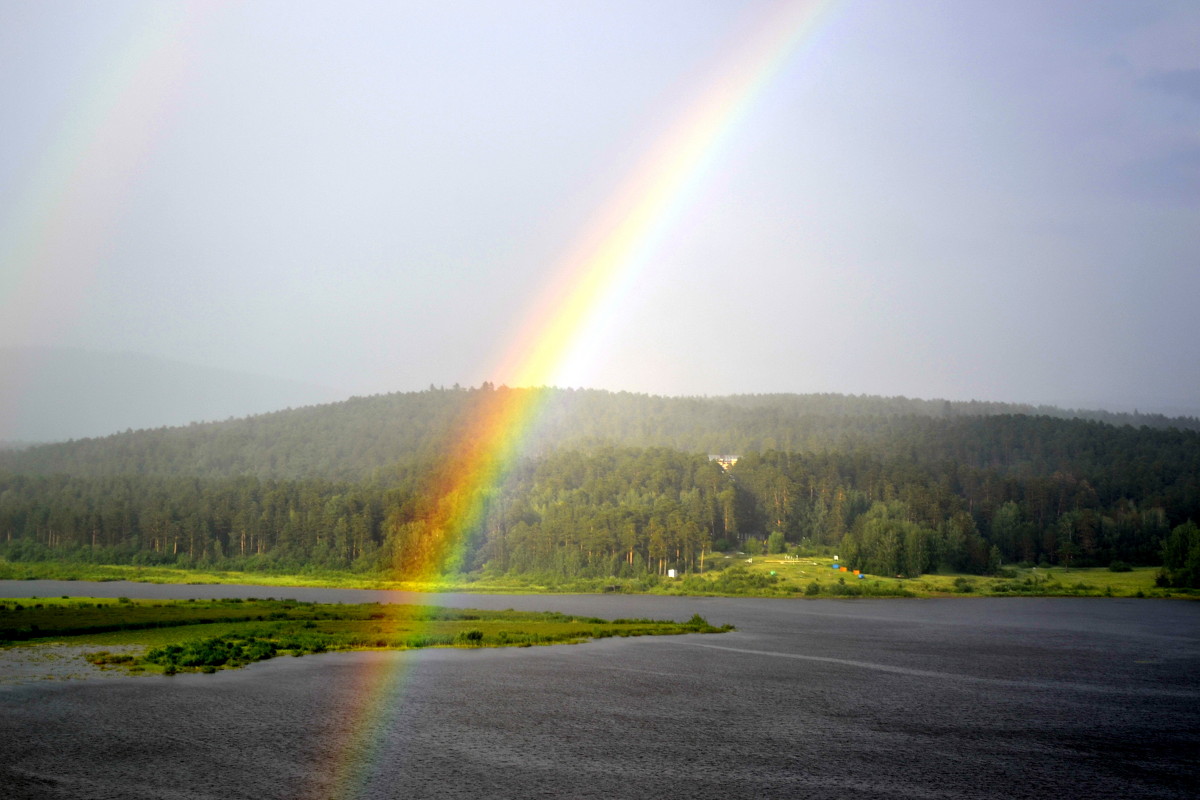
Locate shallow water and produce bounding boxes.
[1,582,1197,799]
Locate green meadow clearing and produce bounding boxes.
[0,557,1190,599]
[0,596,730,676]
[707,556,1181,598]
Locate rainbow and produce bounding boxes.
[401,0,841,577]
[497,0,839,392]
[0,5,207,345]
[323,1,842,795]
[0,5,211,435]
[6,0,841,792]
[364,0,842,585]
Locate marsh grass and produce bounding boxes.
[0,597,731,675]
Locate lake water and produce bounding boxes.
[1,581,1197,799]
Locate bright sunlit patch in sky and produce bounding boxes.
[493,1,839,392]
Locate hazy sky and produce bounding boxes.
[2,0,1197,413]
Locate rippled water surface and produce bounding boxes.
[1,581,1197,799]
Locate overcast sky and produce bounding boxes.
[2,0,1197,414]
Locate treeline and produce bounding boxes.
[1,386,1197,583]
[2,438,1196,582]
[0,474,399,571]
[3,386,1197,482]
[477,446,1187,578]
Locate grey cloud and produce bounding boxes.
[1118,145,1200,205]
[1143,68,1200,104]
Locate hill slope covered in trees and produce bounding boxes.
[4,385,1197,480]
[1,386,1197,585]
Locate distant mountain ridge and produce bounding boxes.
[0,347,342,443]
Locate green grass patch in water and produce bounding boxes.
[0,597,732,676]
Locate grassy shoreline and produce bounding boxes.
[0,596,731,678]
[0,557,1193,599]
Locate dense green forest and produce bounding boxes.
[1,387,1197,585]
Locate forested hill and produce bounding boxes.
[2,386,1197,481]
[1,385,1198,582]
